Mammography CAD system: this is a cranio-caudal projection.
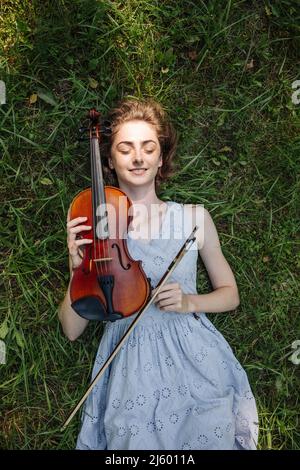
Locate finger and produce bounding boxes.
[68,225,92,235]
[157,298,179,308]
[68,226,92,242]
[67,216,88,228]
[156,291,175,302]
[74,239,93,247]
[68,239,92,255]
[157,301,178,311]
[155,288,182,301]
[157,283,180,293]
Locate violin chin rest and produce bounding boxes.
[71,296,123,322]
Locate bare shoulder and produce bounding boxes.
[182,203,207,250]
[192,206,238,290]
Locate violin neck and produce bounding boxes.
[90,137,109,240]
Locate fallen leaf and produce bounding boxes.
[15,330,25,349]
[188,50,197,61]
[0,320,8,339]
[212,158,221,166]
[246,59,254,70]
[220,146,232,153]
[89,78,99,89]
[265,6,272,16]
[40,177,53,185]
[37,87,58,106]
[29,93,38,104]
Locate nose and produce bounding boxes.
[132,151,144,165]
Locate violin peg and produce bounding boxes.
[100,120,112,136]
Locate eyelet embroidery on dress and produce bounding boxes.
[153,255,164,266]
[129,424,139,436]
[136,394,147,406]
[240,417,249,429]
[244,390,253,400]
[194,348,208,363]
[169,412,179,424]
[112,398,121,409]
[195,406,205,415]
[118,426,126,437]
[165,356,174,367]
[214,426,223,439]
[95,354,104,366]
[178,384,188,396]
[147,419,164,433]
[125,399,134,411]
[156,330,163,340]
[143,361,152,372]
[161,387,171,399]
[197,434,208,446]
[181,442,192,450]
[236,435,245,447]
[88,415,98,424]
[138,334,145,346]
[181,325,192,336]
[193,380,203,390]
[128,336,137,348]
[226,422,232,432]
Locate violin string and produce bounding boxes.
[95,128,110,275]
[96,134,108,274]
[91,138,99,277]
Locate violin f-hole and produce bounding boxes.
[112,243,131,270]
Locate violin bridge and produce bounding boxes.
[94,258,113,262]
[89,258,113,271]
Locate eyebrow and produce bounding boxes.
[116,140,157,147]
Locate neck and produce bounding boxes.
[118,180,163,211]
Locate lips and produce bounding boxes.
[129,168,148,171]
[129,168,148,175]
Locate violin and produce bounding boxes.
[69,108,151,322]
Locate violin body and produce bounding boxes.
[69,185,151,322]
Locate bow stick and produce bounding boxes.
[61,225,198,431]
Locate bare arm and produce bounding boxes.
[58,259,89,342]
[190,206,240,312]
[58,211,93,341]
[153,205,240,314]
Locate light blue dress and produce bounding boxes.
[76,201,259,450]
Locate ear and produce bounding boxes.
[158,154,163,168]
[108,158,114,169]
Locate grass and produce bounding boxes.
[0,0,299,450]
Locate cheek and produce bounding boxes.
[110,152,126,169]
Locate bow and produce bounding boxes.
[61,225,198,431]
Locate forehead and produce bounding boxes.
[113,120,159,143]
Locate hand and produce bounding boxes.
[152,282,191,314]
[67,215,93,270]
